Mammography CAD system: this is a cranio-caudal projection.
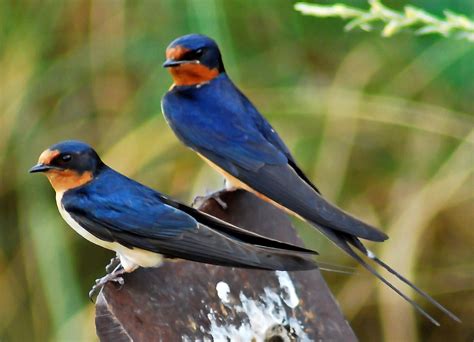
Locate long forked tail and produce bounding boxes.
[317,261,357,275]
[317,225,461,326]
[347,236,461,323]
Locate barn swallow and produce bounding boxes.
[29,140,318,298]
[161,34,460,325]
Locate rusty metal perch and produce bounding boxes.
[95,190,356,341]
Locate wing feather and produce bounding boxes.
[62,168,317,270]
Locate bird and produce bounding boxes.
[161,33,460,325]
[29,140,319,298]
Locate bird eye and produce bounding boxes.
[192,49,204,59]
[182,48,204,61]
[61,154,72,162]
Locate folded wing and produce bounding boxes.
[62,172,317,271]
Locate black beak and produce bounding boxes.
[162,59,198,68]
[29,164,56,173]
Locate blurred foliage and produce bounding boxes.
[295,0,474,41]
[0,0,472,341]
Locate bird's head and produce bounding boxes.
[30,140,103,192]
[163,34,225,87]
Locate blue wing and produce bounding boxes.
[62,167,317,270]
[163,75,386,241]
[62,167,199,241]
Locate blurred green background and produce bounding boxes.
[0,0,473,341]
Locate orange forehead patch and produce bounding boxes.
[166,45,190,60]
[45,170,93,193]
[169,63,219,86]
[38,149,60,165]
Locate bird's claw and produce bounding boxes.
[115,277,125,288]
[105,256,120,274]
[88,275,125,301]
[88,264,125,302]
[192,190,228,209]
[88,283,104,301]
[213,196,228,209]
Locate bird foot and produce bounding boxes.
[88,265,126,301]
[192,189,228,209]
[105,256,120,274]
